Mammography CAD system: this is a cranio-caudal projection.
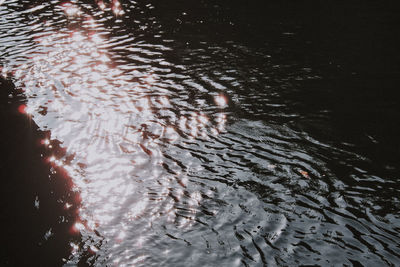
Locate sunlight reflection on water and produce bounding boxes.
[4,1,227,264]
[3,1,399,266]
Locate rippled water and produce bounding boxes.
[1,0,400,266]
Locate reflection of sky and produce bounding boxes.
[2,1,227,264]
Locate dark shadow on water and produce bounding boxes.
[0,78,81,266]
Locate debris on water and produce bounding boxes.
[44,228,53,240]
[300,170,309,178]
[267,164,276,170]
[34,196,40,209]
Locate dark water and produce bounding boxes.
[1,0,400,266]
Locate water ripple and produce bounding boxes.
[1,0,399,266]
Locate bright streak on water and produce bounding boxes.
[2,1,227,265]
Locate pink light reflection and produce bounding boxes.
[97,1,106,10]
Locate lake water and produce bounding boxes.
[1,0,399,266]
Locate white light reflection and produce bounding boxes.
[9,2,229,265]
[62,3,82,17]
[214,94,228,107]
[97,1,106,10]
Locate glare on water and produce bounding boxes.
[3,1,227,264]
[1,0,400,266]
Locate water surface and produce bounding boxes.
[1,0,399,266]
